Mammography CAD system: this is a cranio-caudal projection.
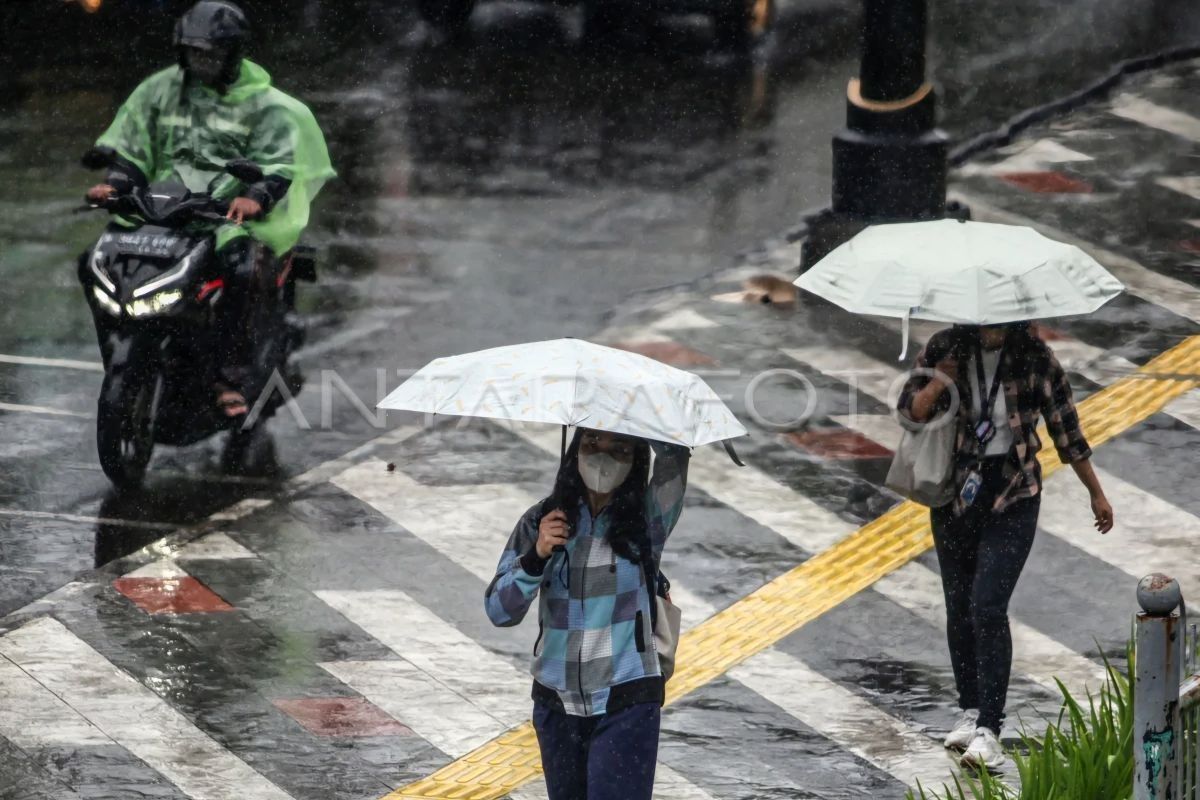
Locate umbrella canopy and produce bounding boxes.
[794,219,1124,325]
[377,339,747,449]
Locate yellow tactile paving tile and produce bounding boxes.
[383,336,1200,800]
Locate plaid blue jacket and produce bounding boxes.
[484,442,689,717]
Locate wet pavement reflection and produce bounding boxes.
[0,1,1198,794]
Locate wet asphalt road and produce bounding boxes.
[0,3,1198,798]
[0,0,1196,629]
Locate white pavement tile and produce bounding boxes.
[330,461,534,585]
[0,401,92,419]
[1038,466,1200,590]
[782,344,907,409]
[0,654,111,748]
[669,585,962,790]
[1157,175,1200,203]
[316,589,530,726]
[208,497,274,522]
[1164,389,1200,431]
[0,353,103,372]
[957,138,1094,176]
[1111,94,1200,143]
[650,309,721,332]
[320,659,510,757]
[177,532,257,560]
[0,617,295,800]
[124,559,188,579]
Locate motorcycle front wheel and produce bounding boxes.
[97,367,161,490]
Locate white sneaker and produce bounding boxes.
[943,708,979,751]
[960,727,1006,769]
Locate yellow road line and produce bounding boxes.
[386,336,1200,800]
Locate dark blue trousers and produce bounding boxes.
[532,702,660,800]
[931,459,1041,733]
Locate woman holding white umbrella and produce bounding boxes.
[898,321,1113,769]
[797,219,1121,770]
[378,338,746,799]
[485,427,688,799]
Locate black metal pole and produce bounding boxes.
[799,0,949,272]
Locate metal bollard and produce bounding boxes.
[1136,573,1183,800]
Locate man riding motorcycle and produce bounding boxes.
[86,0,333,417]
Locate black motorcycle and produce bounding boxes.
[77,147,313,489]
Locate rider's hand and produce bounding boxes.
[536,510,570,559]
[226,197,263,225]
[87,184,115,204]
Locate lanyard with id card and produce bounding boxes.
[959,341,1005,507]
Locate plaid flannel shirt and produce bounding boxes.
[484,442,689,717]
[897,329,1093,516]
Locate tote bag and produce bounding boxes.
[641,549,683,681]
[885,412,958,507]
[653,593,683,681]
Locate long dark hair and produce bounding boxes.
[542,428,651,563]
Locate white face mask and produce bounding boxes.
[578,452,633,495]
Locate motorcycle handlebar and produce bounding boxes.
[76,190,229,226]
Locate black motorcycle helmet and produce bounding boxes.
[174,1,250,92]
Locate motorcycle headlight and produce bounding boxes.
[126,289,182,317]
[92,285,122,316]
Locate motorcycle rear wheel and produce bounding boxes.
[97,368,160,490]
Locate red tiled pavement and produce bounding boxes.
[998,171,1094,194]
[112,577,235,615]
[784,428,893,460]
[273,697,413,738]
[614,340,717,367]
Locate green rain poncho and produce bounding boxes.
[97,60,334,255]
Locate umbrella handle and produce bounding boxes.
[898,307,916,362]
[723,440,745,467]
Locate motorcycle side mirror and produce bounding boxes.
[224,159,264,184]
[81,146,118,171]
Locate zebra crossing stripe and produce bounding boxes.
[322,474,719,799]
[1110,94,1200,143]
[1157,176,1200,203]
[1039,466,1200,588]
[0,618,296,800]
[340,445,962,793]
[0,654,110,748]
[670,585,962,789]
[338,453,964,791]
[384,336,1200,800]
[0,401,92,419]
[1165,390,1200,430]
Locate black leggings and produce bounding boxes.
[931,459,1040,733]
